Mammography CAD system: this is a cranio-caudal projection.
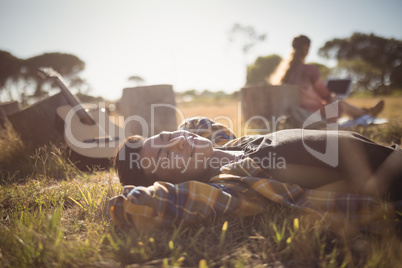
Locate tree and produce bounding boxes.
[318,33,402,93]
[182,89,198,97]
[246,54,282,86]
[0,50,85,104]
[331,59,382,92]
[0,51,22,88]
[128,75,145,86]
[228,23,267,84]
[228,24,267,55]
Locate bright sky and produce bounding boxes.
[1,0,401,101]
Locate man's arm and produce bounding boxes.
[109,179,266,230]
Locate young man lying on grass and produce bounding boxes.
[109,117,402,231]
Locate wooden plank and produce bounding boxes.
[7,93,68,147]
[118,85,178,137]
[240,84,299,129]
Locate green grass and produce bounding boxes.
[1,103,402,267]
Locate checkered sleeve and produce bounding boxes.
[109,180,266,230]
[178,116,236,147]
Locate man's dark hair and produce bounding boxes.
[281,34,311,83]
[292,35,310,50]
[114,135,156,187]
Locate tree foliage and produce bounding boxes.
[128,75,145,86]
[246,54,282,86]
[318,33,402,93]
[331,59,382,92]
[0,50,85,104]
[0,51,22,88]
[228,23,267,80]
[228,23,266,54]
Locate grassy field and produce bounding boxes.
[1,96,402,267]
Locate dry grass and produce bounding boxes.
[346,95,401,120]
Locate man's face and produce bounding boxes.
[139,130,214,183]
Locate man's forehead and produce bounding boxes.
[142,135,158,152]
[146,133,164,148]
[141,136,158,160]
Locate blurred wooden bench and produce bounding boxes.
[240,84,299,131]
[118,85,177,137]
[6,93,68,146]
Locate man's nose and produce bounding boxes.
[166,136,185,151]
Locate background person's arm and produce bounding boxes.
[306,65,333,101]
[313,78,334,102]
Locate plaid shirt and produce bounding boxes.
[110,117,402,230]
